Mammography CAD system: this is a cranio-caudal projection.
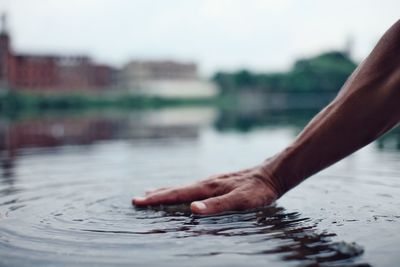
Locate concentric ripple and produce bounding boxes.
[0,174,369,267]
[2,117,397,266]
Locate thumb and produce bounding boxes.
[190,191,245,215]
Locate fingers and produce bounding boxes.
[132,183,215,206]
[145,187,170,196]
[190,189,267,215]
[133,167,277,215]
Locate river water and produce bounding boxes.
[0,107,399,267]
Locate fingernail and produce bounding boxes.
[192,201,207,211]
[133,197,146,204]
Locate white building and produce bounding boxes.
[120,60,218,98]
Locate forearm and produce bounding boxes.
[264,20,400,196]
[134,20,400,215]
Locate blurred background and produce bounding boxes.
[0,0,399,158]
[0,0,400,169]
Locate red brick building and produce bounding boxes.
[0,20,12,88]
[10,54,58,89]
[0,15,117,92]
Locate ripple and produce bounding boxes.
[0,134,383,267]
[0,182,369,267]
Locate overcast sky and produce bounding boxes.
[0,0,399,76]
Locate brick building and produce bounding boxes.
[0,15,117,92]
[0,15,11,88]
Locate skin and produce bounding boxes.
[133,19,400,215]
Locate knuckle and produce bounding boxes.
[204,180,220,190]
[203,180,230,196]
[218,174,230,179]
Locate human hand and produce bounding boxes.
[132,165,280,215]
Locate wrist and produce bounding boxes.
[256,160,286,199]
[258,149,297,198]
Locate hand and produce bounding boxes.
[132,165,280,215]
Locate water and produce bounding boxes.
[0,107,399,267]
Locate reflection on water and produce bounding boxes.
[215,108,316,132]
[0,108,216,181]
[158,205,366,266]
[0,107,399,266]
[376,127,400,151]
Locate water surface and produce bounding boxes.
[0,108,399,266]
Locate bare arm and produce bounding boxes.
[265,19,400,196]
[133,20,400,215]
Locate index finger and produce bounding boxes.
[132,183,215,206]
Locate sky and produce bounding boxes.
[0,0,399,76]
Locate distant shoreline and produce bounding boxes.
[0,90,219,115]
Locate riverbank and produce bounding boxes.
[0,90,221,116]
